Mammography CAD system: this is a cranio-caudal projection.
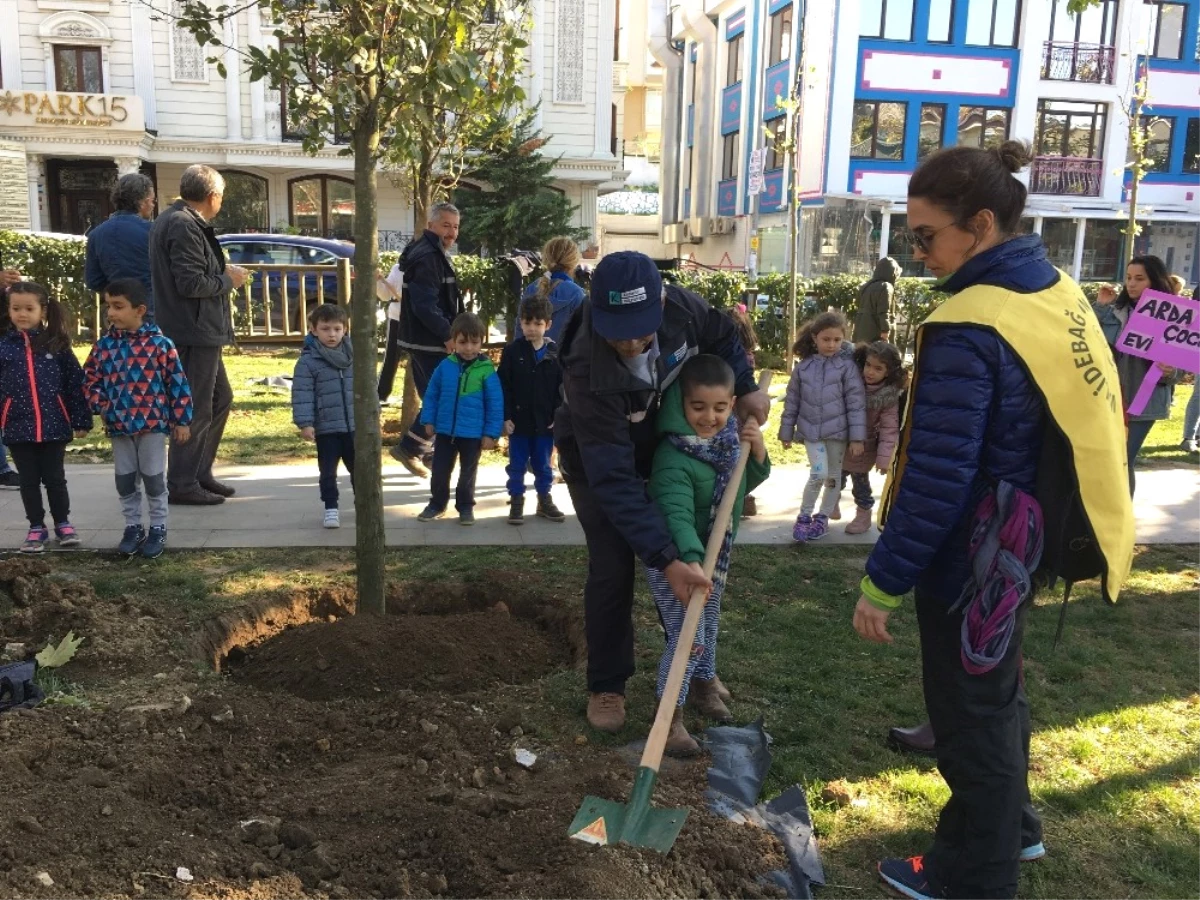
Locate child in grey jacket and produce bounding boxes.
[292,304,355,529]
[778,311,866,541]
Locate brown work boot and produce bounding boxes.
[845,506,873,535]
[711,676,733,704]
[887,721,936,756]
[687,677,733,722]
[389,444,430,478]
[741,495,757,518]
[586,692,626,733]
[665,708,700,757]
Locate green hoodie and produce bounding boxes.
[648,382,771,564]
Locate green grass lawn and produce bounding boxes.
[52,543,1200,898]
[65,349,1200,471]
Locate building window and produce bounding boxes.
[966,0,1022,47]
[722,132,741,180]
[53,45,103,93]
[850,101,906,159]
[768,5,793,66]
[766,117,788,170]
[169,0,208,82]
[1036,99,1106,158]
[1148,2,1186,59]
[919,104,946,159]
[1081,219,1124,281]
[554,0,587,102]
[211,171,269,234]
[957,107,1011,149]
[726,33,744,85]
[1184,119,1199,173]
[281,41,348,145]
[1048,0,1118,46]
[1040,218,1078,271]
[927,0,953,42]
[289,176,355,240]
[859,0,915,41]
[1134,116,1174,172]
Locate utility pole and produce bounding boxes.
[783,63,804,372]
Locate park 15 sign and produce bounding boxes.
[0,91,146,132]
[1116,288,1200,416]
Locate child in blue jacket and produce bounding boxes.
[83,279,193,559]
[292,304,355,529]
[0,282,93,552]
[417,312,504,525]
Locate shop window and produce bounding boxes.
[289,176,355,240]
[860,0,915,41]
[958,107,1010,149]
[850,101,906,160]
[918,104,946,160]
[768,5,793,66]
[53,45,103,93]
[1148,2,1186,59]
[966,0,1022,47]
[211,171,269,234]
[1081,219,1124,281]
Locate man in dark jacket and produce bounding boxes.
[554,251,770,732]
[85,173,156,318]
[853,256,901,343]
[389,202,464,477]
[149,165,248,505]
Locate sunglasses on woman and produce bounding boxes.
[907,222,955,254]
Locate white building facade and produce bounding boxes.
[656,0,1200,283]
[0,0,622,250]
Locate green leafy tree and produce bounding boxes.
[163,0,527,614]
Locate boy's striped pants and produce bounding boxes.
[645,564,726,707]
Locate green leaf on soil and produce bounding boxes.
[35,632,85,669]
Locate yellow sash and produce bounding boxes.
[879,273,1133,603]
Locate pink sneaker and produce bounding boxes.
[792,514,812,542]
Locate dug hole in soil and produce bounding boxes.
[0,561,789,899]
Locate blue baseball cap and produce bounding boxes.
[590,251,664,341]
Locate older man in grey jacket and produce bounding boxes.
[150,165,248,506]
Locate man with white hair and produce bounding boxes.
[149,165,248,507]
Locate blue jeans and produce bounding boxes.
[506,434,554,497]
[1126,418,1155,497]
[1183,386,1199,443]
[0,438,12,475]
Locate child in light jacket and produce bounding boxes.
[778,311,866,542]
[840,341,905,535]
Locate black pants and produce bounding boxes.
[9,441,69,527]
[399,350,444,461]
[917,587,1037,898]
[170,346,232,494]
[841,470,874,509]
[429,434,482,512]
[567,478,637,695]
[377,318,403,401]
[316,431,355,509]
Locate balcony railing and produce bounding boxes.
[1041,41,1116,84]
[1030,156,1104,197]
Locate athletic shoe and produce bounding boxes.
[323,509,340,529]
[792,514,812,542]
[140,525,167,559]
[0,471,20,489]
[20,526,48,554]
[878,856,933,900]
[54,522,81,547]
[1181,439,1198,453]
[117,525,146,555]
[807,514,830,541]
[1020,842,1046,862]
[417,503,445,522]
[459,509,475,526]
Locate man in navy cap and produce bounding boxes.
[554,251,770,733]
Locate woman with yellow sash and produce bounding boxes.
[851,141,1131,900]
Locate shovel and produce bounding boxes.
[568,371,773,853]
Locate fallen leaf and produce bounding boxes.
[36,632,85,669]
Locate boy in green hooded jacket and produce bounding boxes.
[647,354,770,755]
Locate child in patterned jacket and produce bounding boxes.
[83,278,193,559]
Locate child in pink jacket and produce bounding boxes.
[841,341,906,534]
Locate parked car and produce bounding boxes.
[217,234,354,335]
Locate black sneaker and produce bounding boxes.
[0,471,19,489]
[508,497,524,525]
[140,526,167,559]
[417,503,445,522]
[459,509,475,526]
[878,856,934,900]
[117,524,146,555]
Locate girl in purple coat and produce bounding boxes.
[778,311,867,541]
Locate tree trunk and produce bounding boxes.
[351,100,387,615]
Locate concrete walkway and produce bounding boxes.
[1,462,1195,551]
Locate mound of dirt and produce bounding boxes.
[230,609,574,701]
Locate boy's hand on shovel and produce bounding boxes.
[665,560,711,606]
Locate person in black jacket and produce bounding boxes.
[498,294,563,525]
[554,251,770,733]
[389,203,465,477]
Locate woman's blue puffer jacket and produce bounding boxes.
[865,236,1053,606]
[0,328,92,444]
[291,335,354,436]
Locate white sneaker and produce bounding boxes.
[323,509,340,529]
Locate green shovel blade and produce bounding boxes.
[567,767,688,853]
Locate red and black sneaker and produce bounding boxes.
[878,856,934,900]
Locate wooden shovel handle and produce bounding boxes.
[640,371,773,773]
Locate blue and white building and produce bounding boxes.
[654,0,1200,283]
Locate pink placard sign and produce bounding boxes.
[1116,288,1200,416]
